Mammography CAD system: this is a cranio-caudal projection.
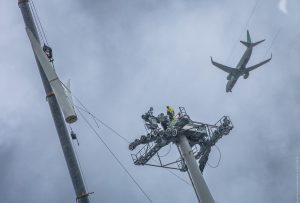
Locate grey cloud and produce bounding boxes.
[1,0,299,202]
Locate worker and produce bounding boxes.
[43,44,54,62]
[158,113,169,130]
[166,106,175,121]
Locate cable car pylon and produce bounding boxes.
[129,107,234,203]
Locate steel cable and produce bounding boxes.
[77,108,153,203]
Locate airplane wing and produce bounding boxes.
[210,57,235,74]
[246,54,272,72]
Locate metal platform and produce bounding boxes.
[129,107,233,172]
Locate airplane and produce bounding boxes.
[211,30,272,92]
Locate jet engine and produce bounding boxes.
[227,75,231,80]
[243,72,249,79]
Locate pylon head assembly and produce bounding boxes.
[129,107,234,172]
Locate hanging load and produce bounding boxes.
[26,28,77,124]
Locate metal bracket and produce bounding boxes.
[46,91,55,100]
[76,192,94,202]
[129,107,234,173]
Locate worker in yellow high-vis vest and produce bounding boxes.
[166,106,175,121]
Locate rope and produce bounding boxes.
[158,144,172,157]
[58,80,131,144]
[30,0,49,45]
[76,103,193,188]
[71,136,93,203]
[68,124,93,202]
[72,95,196,187]
[207,145,222,168]
[226,0,262,64]
[77,108,153,203]
[166,168,191,186]
[29,2,43,44]
[59,80,197,191]
[263,29,281,59]
[73,97,101,129]
[153,157,192,186]
[77,104,101,129]
[25,1,193,200]
[73,99,196,187]
[75,104,130,144]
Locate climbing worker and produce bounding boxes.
[166,106,175,121]
[42,43,54,62]
[158,113,169,130]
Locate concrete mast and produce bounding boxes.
[18,1,90,202]
[177,135,215,203]
[297,152,299,203]
[130,108,234,203]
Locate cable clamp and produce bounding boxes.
[46,91,55,100]
[76,192,94,202]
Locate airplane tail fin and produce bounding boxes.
[240,30,265,48]
[247,30,251,43]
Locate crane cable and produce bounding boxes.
[70,135,93,203]
[72,92,226,185]
[29,0,49,45]
[226,0,262,64]
[262,29,281,59]
[28,2,92,201]
[69,93,153,202]
[62,81,193,199]
[76,108,153,203]
[165,167,191,186]
[70,94,192,187]
[28,2,43,44]
[27,1,188,201]
[74,103,131,144]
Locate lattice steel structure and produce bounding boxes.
[130,107,233,173]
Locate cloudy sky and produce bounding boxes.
[1,0,299,202]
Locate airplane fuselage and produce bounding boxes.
[226,47,252,92]
[211,30,271,92]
